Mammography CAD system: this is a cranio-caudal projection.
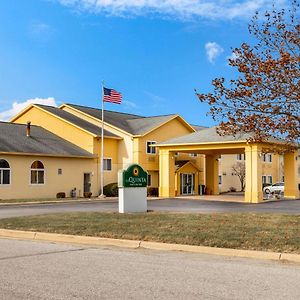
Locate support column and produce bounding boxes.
[205,155,219,195]
[284,151,299,199]
[159,149,175,198]
[245,145,263,203]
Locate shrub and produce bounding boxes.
[103,183,118,197]
[229,187,237,192]
[147,187,158,197]
[56,192,66,199]
[84,192,92,198]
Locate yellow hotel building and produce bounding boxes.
[0,103,298,202]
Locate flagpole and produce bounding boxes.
[100,80,105,197]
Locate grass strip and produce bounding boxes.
[0,212,300,253]
[0,198,92,204]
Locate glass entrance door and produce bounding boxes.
[181,173,194,195]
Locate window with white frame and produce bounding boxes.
[262,175,272,184]
[268,175,273,184]
[263,154,272,162]
[0,159,10,185]
[218,175,222,185]
[237,154,245,160]
[147,174,152,186]
[31,161,45,184]
[146,141,156,154]
[103,158,112,171]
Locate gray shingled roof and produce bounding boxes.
[65,103,178,135]
[0,122,94,157]
[36,104,120,138]
[159,127,254,145]
[191,124,208,131]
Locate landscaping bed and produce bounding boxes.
[0,212,300,253]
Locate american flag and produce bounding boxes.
[103,87,122,104]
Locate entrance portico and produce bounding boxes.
[157,128,299,203]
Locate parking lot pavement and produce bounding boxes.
[0,198,300,219]
[1,238,300,300]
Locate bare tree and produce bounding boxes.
[196,1,300,151]
[232,161,246,192]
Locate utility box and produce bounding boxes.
[118,164,148,213]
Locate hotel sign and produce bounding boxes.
[122,164,148,188]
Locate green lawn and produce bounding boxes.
[0,212,300,253]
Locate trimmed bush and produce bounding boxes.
[56,192,66,199]
[103,183,118,197]
[84,192,92,198]
[147,187,158,197]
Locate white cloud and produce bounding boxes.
[0,98,57,121]
[205,42,224,63]
[123,100,137,108]
[55,0,288,20]
[28,21,54,41]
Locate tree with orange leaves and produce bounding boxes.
[196,1,300,150]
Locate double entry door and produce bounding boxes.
[180,173,195,195]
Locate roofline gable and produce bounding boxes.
[60,104,133,137]
[139,115,196,137]
[11,104,121,139]
[9,104,35,123]
[176,160,202,173]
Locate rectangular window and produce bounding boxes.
[58,168,62,175]
[147,174,151,186]
[263,154,272,162]
[31,170,44,184]
[262,175,267,184]
[237,154,245,160]
[0,170,10,185]
[103,158,112,171]
[268,175,273,184]
[146,141,156,154]
[218,175,222,185]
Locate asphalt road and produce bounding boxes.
[0,238,300,300]
[1,199,300,219]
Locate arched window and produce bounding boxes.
[31,161,45,184]
[0,159,10,185]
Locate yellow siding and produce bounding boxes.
[0,154,98,200]
[93,137,120,184]
[135,117,194,171]
[13,106,95,153]
[62,105,134,169]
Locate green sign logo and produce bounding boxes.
[123,164,148,188]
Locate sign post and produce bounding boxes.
[118,164,148,213]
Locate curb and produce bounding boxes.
[0,199,118,207]
[0,198,164,207]
[0,229,300,263]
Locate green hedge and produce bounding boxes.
[103,183,118,197]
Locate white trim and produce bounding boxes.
[146,141,157,155]
[29,160,46,186]
[0,159,11,186]
[103,157,112,172]
[180,173,195,195]
[236,153,245,161]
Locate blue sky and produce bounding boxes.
[0,0,289,126]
